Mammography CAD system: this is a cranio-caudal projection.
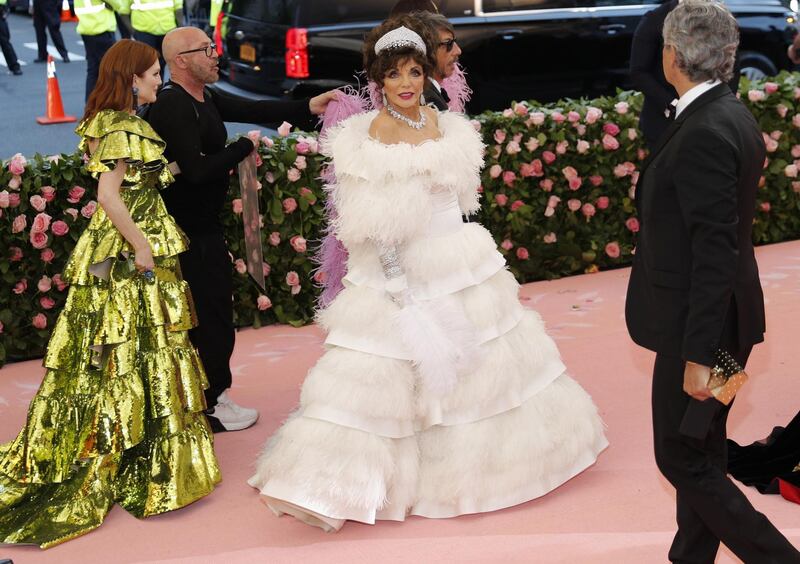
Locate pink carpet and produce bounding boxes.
[2,241,799,564]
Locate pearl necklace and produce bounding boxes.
[386,103,427,130]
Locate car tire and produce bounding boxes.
[739,51,778,81]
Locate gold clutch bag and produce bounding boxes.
[707,349,748,405]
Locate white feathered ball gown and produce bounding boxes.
[248,110,608,531]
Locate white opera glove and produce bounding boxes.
[378,244,411,304]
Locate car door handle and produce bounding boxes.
[496,29,523,40]
[599,23,626,34]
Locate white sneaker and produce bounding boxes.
[205,391,259,432]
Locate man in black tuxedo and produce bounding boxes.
[630,0,740,150]
[625,1,800,562]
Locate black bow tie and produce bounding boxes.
[441,88,450,103]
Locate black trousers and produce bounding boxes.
[133,30,165,70]
[652,349,800,563]
[179,232,234,409]
[33,0,67,60]
[82,32,115,101]
[0,12,20,72]
[115,12,131,39]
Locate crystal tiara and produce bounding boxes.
[374,26,427,56]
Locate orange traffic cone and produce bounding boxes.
[36,56,77,125]
[60,0,77,22]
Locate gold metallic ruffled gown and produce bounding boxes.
[0,110,220,548]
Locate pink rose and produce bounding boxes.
[40,296,56,310]
[514,102,529,116]
[627,128,638,141]
[760,202,771,212]
[585,107,603,124]
[268,231,281,246]
[562,166,579,180]
[542,151,556,164]
[37,275,52,293]
[637,148,647,161]
[493,129,506,144]
[12,214,26,233]
[777,104,789,118]
[257,295,273,311]
[290,235,307,253]
[262,136,274,148]
[296,141,310,154]
[283,197,298,213]
[505,140,521,155]
[556,140,569,154]
[313,270,327,284]
[41,185,56,202]
[502,171,517,186]
[544,206,555,217]
[614,101,629,115]
[286,271,300,287]
[9,246,23,261]
[64,208,78,221]
[470,119,482,131]
[785,164,798,178]
[519,162,536,177]
[530,112,545,126]
[576,140,590,154]
[793,115,800,128]
[576,124,587,136]
[525,137,540,152]
[262,262,271,277]
[32,313,48,330]
[510,199,525,212]
[502,108,514,118]
[8,175,20,190]
[30,195,46,212]
[277,121,292,137]
[765,138,778,153]
[13,279,28,294]
[232,199,243,214]
[747,90,765,102]
[294,155,307,170]
[495,193,508,206]
[792,145,800,159]
[567,198,582,212]
[287,167,301,182]
[602,134,620,151]
[614,163,629,178]
[265,171,275,184]
[31,212,52,233]
[516,247,530,260]
[793,181,800,193]
[590,175,604,187]
[568,177,582,191]
[52,273,67,291]
[489,164,502,179]
[567,111,581,123]
[543,232,557,244]
[67,185,85,203]
[0,321,3,334]
[8,153,26,175]
[0,190,8,208]
[603,123,621,136]
[770,130,782,141]
[41,247,55,263]
[539,178,554,192]
[255,153,263,168]
[299,186,316,203]
[234,259,247,274]
[530,159,544,176]
[764,82,779,95]
[547,195,561,208]
[551,112,566,124]
[30,230,48,249]
[81,201,97,218]
[605,241,621,258]
[247,129,262,144]
[625,217,640,232]
[501,239,513,251]
[581,203,596,217]
[596,196,610,209]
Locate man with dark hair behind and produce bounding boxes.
[391,1,461,111]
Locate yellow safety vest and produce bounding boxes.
[209,0,222,27]
[122,0,181,36]
[74,0,117,36]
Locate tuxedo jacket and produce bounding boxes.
[625,83,766,366]
[630,0,740,149]
[423,78,449,111]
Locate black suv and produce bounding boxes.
[212,0,799,112]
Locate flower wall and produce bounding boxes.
[2,73,800,367]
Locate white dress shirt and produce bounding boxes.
[675,79,722,118]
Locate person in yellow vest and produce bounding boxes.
[120,0,182,67]
[0,0,23,75]
[75,0,122,99]
[208,0,221,28]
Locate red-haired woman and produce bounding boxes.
[0,39,220,548]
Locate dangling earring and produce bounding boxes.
[382,91,387,108]
[420,93,426,106]
[132,86,139,111]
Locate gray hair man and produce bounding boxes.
[625,2,800,562]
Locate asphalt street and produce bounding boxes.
[0,12,268,160]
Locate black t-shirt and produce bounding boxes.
[147,82,314,236]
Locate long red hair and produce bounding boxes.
[82,39,159,123]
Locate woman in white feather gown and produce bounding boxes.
[248,18,608,532]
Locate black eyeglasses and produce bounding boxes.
[178,43,217,57]
[438,37,457,52]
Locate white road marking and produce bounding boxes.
[22,42,85,61]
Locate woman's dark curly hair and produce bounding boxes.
[363,15,435,86]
